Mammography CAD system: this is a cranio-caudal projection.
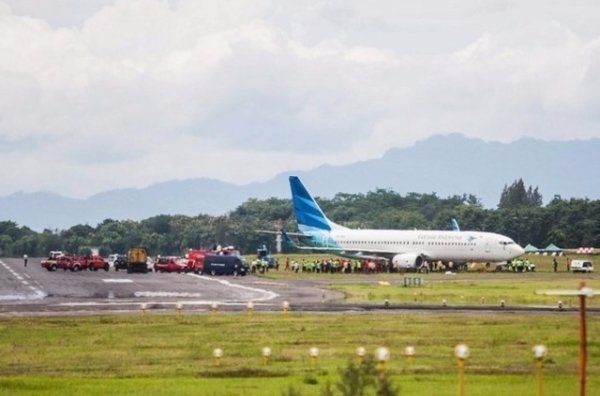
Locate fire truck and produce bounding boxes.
[185,249,210,273]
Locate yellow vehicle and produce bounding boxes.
[127,247,149,274]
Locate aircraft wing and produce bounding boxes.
[280,230,389,261]
[255,229,306,237]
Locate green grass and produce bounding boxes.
[0,375,592,396]
[329,276,600,306]
[256,253,600,307]
[0,312,599,395]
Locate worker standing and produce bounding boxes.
[23,254,28,267]
[553,257,558,272]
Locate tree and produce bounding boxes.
[498,179,543,209]
[2,184,600,256]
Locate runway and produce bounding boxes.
[1,258,598,316]
[0,258,342,315]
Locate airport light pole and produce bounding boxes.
[375,347,390,376]
[213,348,223,367]
[454,344,469,396]
[309,347,319,368]
[537,282,596,396]
[405,345,415,365]
[356,346,366,364]
[262,347,272,366]
[532,344,547,396]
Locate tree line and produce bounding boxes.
[1,180,599,257]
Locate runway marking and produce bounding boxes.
[252,281,281,286]
[102,279,133,283]
[134,291,203,298]
[0,260,46,301]
[186,273,278,302]
[57,300,278,307]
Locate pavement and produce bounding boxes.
[0,257,342,315]
[1,258,597,316]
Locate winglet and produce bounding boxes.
[449,218,460,231]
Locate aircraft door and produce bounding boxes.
[484,239,491,254]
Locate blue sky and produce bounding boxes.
[1,0,600,198]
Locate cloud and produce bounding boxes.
[1,0,600,197]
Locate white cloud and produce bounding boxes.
[1,0,600,197]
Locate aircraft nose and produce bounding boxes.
[515,244,525,256]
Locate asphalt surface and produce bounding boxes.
[0,258,342,315]
[1,258,598,316]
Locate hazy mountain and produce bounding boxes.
[2,134,599,231]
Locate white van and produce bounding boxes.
[570,260,594,273]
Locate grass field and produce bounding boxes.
[260,253,600,308]
[1,253,598,395]
[0,311,598,395]
[329,276,600,307]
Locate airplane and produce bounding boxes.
[284,176,525,270]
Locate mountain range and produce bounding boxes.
[2,134,599,231]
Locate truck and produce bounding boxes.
[56,256,84,271]
[257,244,278,270]
[185,249,210,273]
[83,256,110,271]
[40,251,65,271]
[154,256,188,273]
[203,254,249,276]
[127,247,149,273]
[570,260,594,273]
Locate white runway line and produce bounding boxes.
[57,300,278,307]
[0,260,46,301]
[102,279,133,283]
[186,273,278,302]
[134,291,203,298]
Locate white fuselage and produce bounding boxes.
[310,229,524,263]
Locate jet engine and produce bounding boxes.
[392,253,423,270]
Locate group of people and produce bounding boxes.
[506,258,536,272]
[552,256,571,272]
[283,257,389,273]
[249,258,278,273]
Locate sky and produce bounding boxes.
[1,0,600,198]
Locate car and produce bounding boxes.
[570,260,594,273]
[203,254,248,276]
[41,251,66,271]
[257,244,278,269]
[154,257,188,273]
[84,256,110,271]
[113,255,128,271]
[56,256,85,271]
[41,257,59,271]
[108,254,124,268]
